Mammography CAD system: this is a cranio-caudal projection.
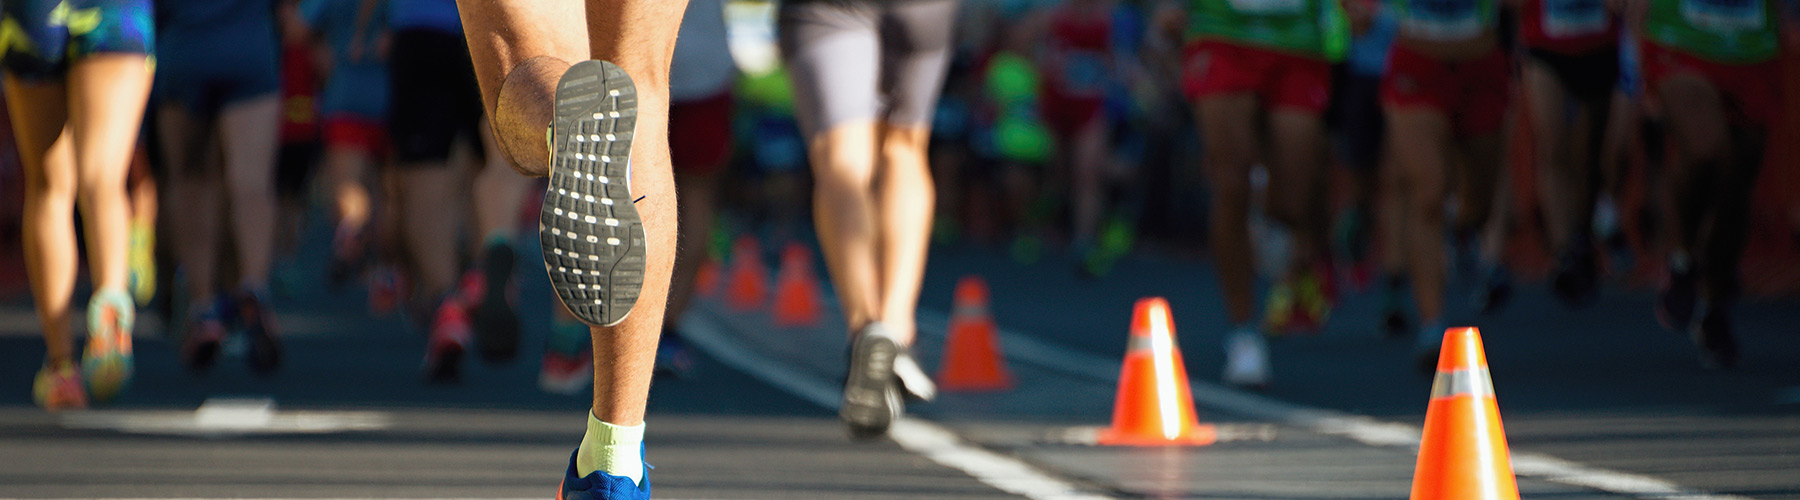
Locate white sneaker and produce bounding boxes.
[1222,327,1270,388]
[892,349,936,402]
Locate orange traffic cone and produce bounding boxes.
[1410,327,1519,500]
[726,236,768,311]
[935,276,1013,391]
[695,258,723,298]
[772,243,823,327]
[1097,297,1216,446]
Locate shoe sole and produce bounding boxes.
[475,245,521,363]
[842,332,900,438]
[541,60,645,328]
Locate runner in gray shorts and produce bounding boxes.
[778,0,957,438]
[780,0,957,137]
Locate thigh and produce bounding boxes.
[1196,94,1260,187]
[877,0,957,128]
[456,0,589,115]
[1384,107,1453,202]
[780,1,881,140]
[1520,58,1569,156]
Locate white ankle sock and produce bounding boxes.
[576,412,645,486]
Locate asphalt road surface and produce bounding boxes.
[0,227,1795,499]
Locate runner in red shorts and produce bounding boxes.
[1381,0,1510,371]
[1624,0,1791,368]
[1518,0,1621,307]
[1180,0,1348,387]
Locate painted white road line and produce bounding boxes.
[60,397,391,438]
[682,310,1118,500]
[913,310,1750,500]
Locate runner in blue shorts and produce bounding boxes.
[3,0,152,411]
[155,0,284,376]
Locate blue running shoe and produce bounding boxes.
[557,449,650,500]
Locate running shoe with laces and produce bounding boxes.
[471,242,522,363]
[1222,326,1270,389]
[542,60,646,328]
[237,290,282,376]
[82,288,136,403]
[842,322,903,439]
[33,361,87,412]
[556,449,649,500]
[423,297,471,383]
[542,315,595,395]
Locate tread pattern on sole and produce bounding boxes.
[541,61,645,328]
[841,333,899,435]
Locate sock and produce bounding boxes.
[576,412,646,486]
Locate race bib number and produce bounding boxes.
[1061,50,1107,96]
[1542,0,1610,37]
[1680,0,1765,32]
[1402,0,1486,40]
[1226,0,1307,15]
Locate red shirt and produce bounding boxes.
[279,43,320,144]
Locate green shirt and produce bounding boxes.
[1188,0,1350,60]
[1646,0,1780,63]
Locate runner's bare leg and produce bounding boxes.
[457,0,685,429]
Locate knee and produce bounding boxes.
[25,167,77,204]
[74,170,127,204]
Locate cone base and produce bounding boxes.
[1096,423,1217,446]
[936,376,1014,392]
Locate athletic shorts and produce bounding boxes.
[156,21,280,116]
[0,0,152,80]
[778,0,958,139]
[1525,47,1619,103]
[1184,40,1333,115]
[323,115,389,156]
[387,28,483,164]
[1381,44,1511,137]
[276,142,319,199]
[1039,87,1103,140]
[669,90,735,175]
[1640,42,1780,128]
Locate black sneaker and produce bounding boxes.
[1380,276,1410,340]
[473,242,521,363]
[1691,301,1740,370]
[842,323,902,439]
[1551,238,1600,307]
[236,290,281,376]
[541,60,646,328]
[1474,264,1513,315]
[1656,255,1698,333]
